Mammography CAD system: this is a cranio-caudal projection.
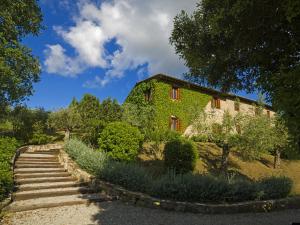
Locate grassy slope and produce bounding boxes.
[140,142,300,195]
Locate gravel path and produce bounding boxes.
[2,201,300,225]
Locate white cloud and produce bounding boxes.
[44,44,83,76]
[44,0,198,86]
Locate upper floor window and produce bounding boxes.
[211,97,221,109]
[267,110,270,118]
[144,89,151,102]
[234,101,240,111]
[170,86,180,100]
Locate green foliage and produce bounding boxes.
[64,139,107,174]
[258,177,293,200]
[164,138,198,173]
[77,94,101,122]
[236,114,275,160]
[65,139,292,203]
[99,162,151,193]
[29,133,53,145]
[48,106,81,132]
[98,122,144,161]
[170,0,300,149]
[99,98,122,123]
[0,137,19,201]
[125,79,211,133]
[152,81,211,132]
[151,172,229,202]
[81,119,106,148]
[11,106,49,142]
[0,0,43,112]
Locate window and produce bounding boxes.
[170,116,180,131]
[144,89,151,102]
[234,102,240,111]
[255,107,259,115]
[236,124,241,134]
[267,110,270,118]
[211,97,221,109]
[170,86,180,100]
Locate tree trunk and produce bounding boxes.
[221,143,230,175]
[64,128,70,141]
[274,149,281,169]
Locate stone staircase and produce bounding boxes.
[6,149,107,212]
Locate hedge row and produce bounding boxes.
[0,137,19,201]
[64,139,293,203]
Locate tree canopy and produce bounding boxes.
[0,0,43,112]
[170,0,300,146]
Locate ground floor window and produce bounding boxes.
[170,116,180,131]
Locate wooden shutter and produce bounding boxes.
[169,87,173,99]
[169,117,172,130]
[177,88,180,100]
[176,118,181,132]
[211,98,215,108]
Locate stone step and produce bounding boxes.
[26,151,58,155]
[15,172,70,179]
[19,153,57,158]
[14,168,66,174]
[15,164,63,168]
[15,160,60,165]
[17,181,86,191]
[13,187,94,201]
[18,156,58,162]
[16,177,76,185]
[5,193,110,212]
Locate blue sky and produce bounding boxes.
[24,0,257,110]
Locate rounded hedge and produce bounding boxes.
[98,122,144,161]
[164,137,198,173]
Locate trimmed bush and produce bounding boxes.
[0,137,19,201]
[164,138,198,173]
[258,176,292,200]
[151,171,229,202]
[99,162,151,193]
[98,122,144,161]
[226,180,260,202]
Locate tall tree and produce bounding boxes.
[77,94,101,122]
[170,0,300,148]
[99,98,122,123]
[0,0,43,113]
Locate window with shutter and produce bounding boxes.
[170,116,180,131]
[234,102,240,111]
[171,87,179,100]
[211,97,221,109]
[144,89,151,102]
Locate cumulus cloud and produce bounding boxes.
[44,0,198,86]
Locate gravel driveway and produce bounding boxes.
[2,200,300,225]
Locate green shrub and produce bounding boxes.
[258,176,292,200]
[0,137,19,201]
[151,171,229,202]
[98,162,151,193]
[30,133,53,145]
[190,134,209,142]
[164,138,198,173]
[98,122,144,161]
[226,180,260,202]
[64,139,107,174]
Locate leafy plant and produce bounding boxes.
[164,137,198,173]
[98,122,144,161]
[258,176,293,200]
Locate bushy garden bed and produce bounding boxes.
[64,139,293,203]
[0,137,19,201]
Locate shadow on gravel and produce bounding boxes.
[87,200,300,225]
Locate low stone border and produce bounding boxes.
[56,147,300,214]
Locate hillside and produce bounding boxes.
[140,142,300,195]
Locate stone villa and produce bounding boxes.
[125,74,274,134]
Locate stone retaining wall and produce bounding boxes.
[57,147,300,214]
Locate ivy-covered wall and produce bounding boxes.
[152,81,211,132]
[125,79,211,133]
